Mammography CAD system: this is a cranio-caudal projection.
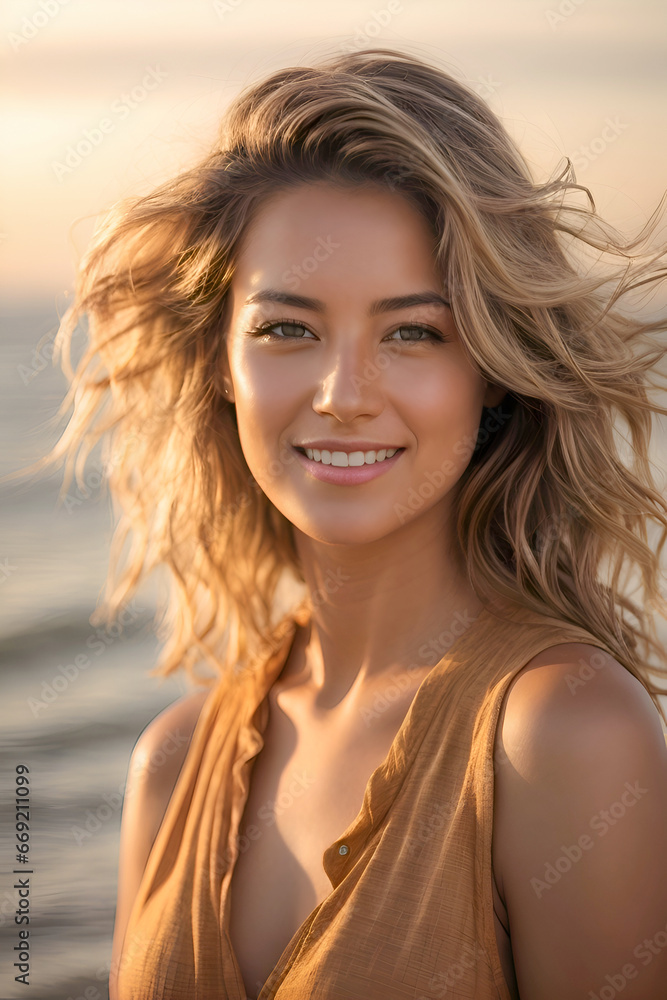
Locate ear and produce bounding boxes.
[213,365,235,403]
[483,382,507,408]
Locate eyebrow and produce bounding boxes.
[243,289,450,315]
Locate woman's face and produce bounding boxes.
[223,181,505,544]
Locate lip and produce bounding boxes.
[291,444,405,485]
[293,439,404,452]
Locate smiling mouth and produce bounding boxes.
[294,446,405,467]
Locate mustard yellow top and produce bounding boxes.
[116,600,620,999]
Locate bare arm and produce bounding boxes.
[108,688,210,1000]
[493,642,667,999]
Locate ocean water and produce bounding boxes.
[1,306,192,999]
[1,305,666,999]
[0,616,190,1000]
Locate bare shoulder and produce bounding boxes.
[130,686,212,787]
[492,641,667,998]
[109,686,212,999]
[124,684,213,858]
[493,640,666,850]
[495,641,665,766]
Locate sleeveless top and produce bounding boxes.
[116,599,623,999]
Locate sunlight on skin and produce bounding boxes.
[220,180,506,700]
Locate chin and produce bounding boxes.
[289,510,405,547]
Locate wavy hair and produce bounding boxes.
[14,46,667,717]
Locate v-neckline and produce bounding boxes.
[221,601,493,1000]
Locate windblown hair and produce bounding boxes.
[19,46,667,716]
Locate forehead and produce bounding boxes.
[232,181,440,288]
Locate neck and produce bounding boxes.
[288,510,487,707]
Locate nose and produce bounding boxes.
[311,337,387,422]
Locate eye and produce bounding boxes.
[246,320,315,340]
[387,325,447,344]
[246,319,447,344]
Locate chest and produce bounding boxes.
[226,674,518,1000]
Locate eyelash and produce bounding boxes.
[246,319,448,345]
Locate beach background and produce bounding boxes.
[2,1,667,997]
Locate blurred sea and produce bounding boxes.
[0,305,192,1000]
[1,305,666,1000]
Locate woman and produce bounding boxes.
[36,47,667,999]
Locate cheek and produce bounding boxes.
[233,355,285,433]
[232,363,296,489]
[402,360,486,445]
[233,349,298,412]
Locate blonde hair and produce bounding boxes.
[13,46,667,717]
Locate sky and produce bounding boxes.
[2,0,667,307]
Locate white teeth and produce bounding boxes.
[302,447,399,466]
